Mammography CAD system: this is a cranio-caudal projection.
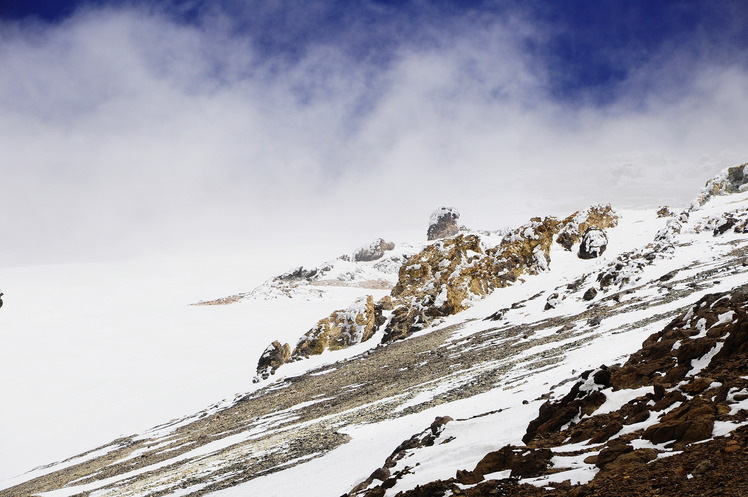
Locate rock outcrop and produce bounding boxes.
[427,207,460,240]
[555,204,618,251]
[292,296,386,359]
[383,206,619,342]
[347,416,454,497]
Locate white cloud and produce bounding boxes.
[0,5,747,266]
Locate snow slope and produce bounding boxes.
[1,172,747,497]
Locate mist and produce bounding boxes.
[1,2,747,266]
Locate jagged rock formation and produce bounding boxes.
[427,207,460,240]
[578,226,608,259]
[382,205,619,343]
[351,238,396,262]
[292,295,386,358]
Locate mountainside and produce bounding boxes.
[2,164,748,497]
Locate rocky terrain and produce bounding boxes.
[3,164,747,497]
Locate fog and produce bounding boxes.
[1,3,747,266]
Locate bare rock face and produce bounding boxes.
[292,295,385,358]
[352,238,396,262]
[427,207,460,241]
[578,227,608,259]
[254,341,291,382]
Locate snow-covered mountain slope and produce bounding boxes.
[1,165,747,497]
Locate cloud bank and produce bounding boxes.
[1,2,747,265]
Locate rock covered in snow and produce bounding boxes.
[351,238,396,262]
[692,162,748,208]
[578,227,609,259]
[427,207,460,240]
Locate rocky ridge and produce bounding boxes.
[256,204,619,379]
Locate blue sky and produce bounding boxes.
[1,1,747,264]
[3,0,745,102]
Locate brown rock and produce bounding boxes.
[643,400,716,444]
[293,295,385,358]
[596,440,633,469]
[603,448,658,472]
[255,340,291,380]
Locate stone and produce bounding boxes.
[578,227,608,259]
[582,287,598,301]
[353,238,396,262]
[427,207,460,241]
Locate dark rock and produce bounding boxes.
[427,207,460,241]
[603,448,658,472]
[578,227,608,259]
[582,287,598,301]
[544,292,560,310]
[370,467,390,481]
[455,469,483,484]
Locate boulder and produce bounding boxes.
[427,207,460,240]
[582,287,598,301]
[353,238,396,262]
[555,204,619,251]
[578,227,608,259]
